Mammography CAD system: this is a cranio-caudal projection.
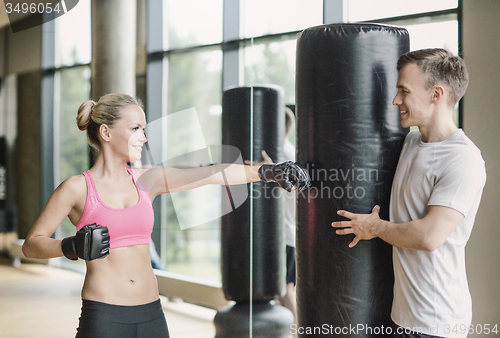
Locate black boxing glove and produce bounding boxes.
[61,223,110,261]
[258,161,311,192]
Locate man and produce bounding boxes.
[332,48,486,338]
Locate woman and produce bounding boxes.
[22,93,309,338]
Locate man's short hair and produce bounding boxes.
[397,48,469,106]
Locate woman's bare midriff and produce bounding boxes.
[81,244,159,306]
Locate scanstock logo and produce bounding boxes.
[4,0,79,33]
[138,108,248,230]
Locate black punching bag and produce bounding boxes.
[214,86,294,338]
[295,24,409,336]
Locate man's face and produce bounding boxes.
[392,63,434,129]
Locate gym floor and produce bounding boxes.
[0,255,216,338]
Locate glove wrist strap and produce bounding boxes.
[61,237,78,261]
[258,164,275,182]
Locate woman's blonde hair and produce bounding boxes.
[76,93,143,152]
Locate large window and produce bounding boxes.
[163,0,223,50]
[55,66,91,241]
[55,0,91,67]
[42,0,92,270]
[162,47,223,281]
[52,0,92,183]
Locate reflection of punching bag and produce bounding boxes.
[214,86,294,338]
[221,86,285,301]
[295,24,409,336]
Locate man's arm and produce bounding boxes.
[332,205,464,251]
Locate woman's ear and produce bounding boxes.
[99,124,111,142]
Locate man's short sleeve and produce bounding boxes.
[428,149,486,217]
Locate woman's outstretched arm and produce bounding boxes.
[139,161,310,198]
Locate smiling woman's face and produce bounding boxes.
[107,105,148,162]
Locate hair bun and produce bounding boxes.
[76,100,96,131]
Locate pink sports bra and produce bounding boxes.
[76,168,154,250]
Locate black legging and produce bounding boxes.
[76,299,169,338]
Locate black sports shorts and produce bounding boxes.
[75,298,170,338]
